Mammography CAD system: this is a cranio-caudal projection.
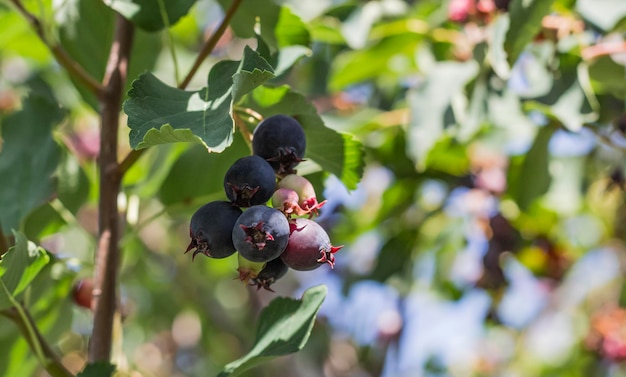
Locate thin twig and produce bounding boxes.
[89,13,134,363]
[8,0,104,97]
[118,148,144,176]
[233,111,253,152]
[179,0,243,89]
[2,307,73,377]
[118,0,244,176]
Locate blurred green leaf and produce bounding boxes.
[0,81,63,234]
[407,61,478,169]
[588,55,626,97]
[217,0,280,48]
[124,46,274,151]
[576,0,626,30]
[490,14,511,78]
[529,56,596,131]
[77,362,116,377]
[504,0,557,66]
[57,149,90,213]
[0,231,50,310]
[276,6,310,47]
[241,85,364,189]
[217,285,327,377]
[329,33,421,91]
[104,0,196,31]
[0,8,51,63]
[510,126,555,211]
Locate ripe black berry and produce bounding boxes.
[232,205,290,263]
[186,201,242,260]
[224,155,276,207]
[281,218,342,271]
[251,258,289,292]
[252,115,306,175]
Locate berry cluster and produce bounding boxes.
[185,115,342,291]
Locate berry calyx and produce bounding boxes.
[251,258,289,292]
[277,174,326,216]
[224,155,276,207]
[186,201,242,260]
[271,188,308,217]
[281,218,342,271]
[252,115,306,175]
[232,206,290,263]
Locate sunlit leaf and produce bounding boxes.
[0,231,50,310]
[124,46,274,151]
[217,285,327,377]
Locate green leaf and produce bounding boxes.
[0,81,63,234]
[504,0,557,66]
[510,126,555,211]
[124,46,274,151]
[104,0,196,32]
[77,362,116,377]
[406,61,479,169]
[588,55,626,97]
[56,149,90,214]
[217,285,327,377]
[0,231,50,310]
[0,258,74,377]
[241,85,364,189]
[217,0,281,48]
[329,33,421,91]
[275,6,311,47]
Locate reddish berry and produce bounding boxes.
[281,218,342,271]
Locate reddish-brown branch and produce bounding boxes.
[89,13,134,363]
[8,0,104,97]
[118,0,244,176]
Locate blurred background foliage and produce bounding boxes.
[2,0,626,376]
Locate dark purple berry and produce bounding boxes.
[232,206,290,263]
[251,258,289,292]
[186,201,242,260]
[281,218,342,271]
[252,115,306,175]
[224,155,276,207]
